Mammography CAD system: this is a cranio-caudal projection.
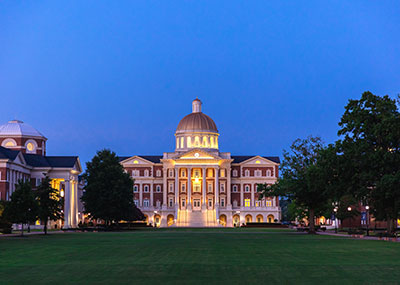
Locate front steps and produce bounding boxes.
[175,209,219,227]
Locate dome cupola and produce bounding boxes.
[175,99,219,152]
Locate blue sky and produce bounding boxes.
[1,1,399,167]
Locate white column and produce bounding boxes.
[139,183,143,207]
[227,167,232,208]
[240,182,244,208]
[72,180,78,227]
[162,169,167,208]
[187,167,192,210]
[202,167,206,209]
[214,167,219,206]
[175,168,179,205]
[150,180,154,208]
[64,180,71,228]
[251,183,255,207]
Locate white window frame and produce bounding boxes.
[169,198,174,207]
[220,183,225,193]
[143,199,150,207]
[208,183,212,193]
[181,182,186,192]
[144,185,149,193]
[245,185,250,192]
[220,198,225,207]
[156,185,161,193]
[245,169,250,177]
[169,183,174,193]
[244,199,250,207]
[134,199,139,206]
[134,185,139,192]
[156,170,161,177]
[232,185,238,193]
[169,169,173,177]
[266,169,272,177]
[232,169,238,177]
[144,170,149,177]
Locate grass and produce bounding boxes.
[1,228,399,284]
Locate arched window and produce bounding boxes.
[156,185,161,192]
[1,138,17,148]
[143,199,150,207]
[232,169,238,177]
[180,137,184,148]
[245,185,250,192]
[176,137,179,149]
[133,185,138,192]
[144,185,149,192]
[25,140,37,154]
[255,170,261,177]
[195,136,200,147]
[245,170,250,177]
[266,169,272,177]
[232,185,238,193]
[210,137,214,148]
[202,136,207,147]
[144,170,149,177]
[233,200,238,207]
[156,170,161,177]
[187,137,192,148]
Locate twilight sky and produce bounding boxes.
[1,1,399,168]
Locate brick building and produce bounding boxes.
[119,99,281,227]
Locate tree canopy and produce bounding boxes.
[81,149,144,225]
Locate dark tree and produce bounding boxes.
[258,136,331,234]
[5,180,38,236]
[337,91,400,233]
[36,176,63,234]
[81,149,144,226]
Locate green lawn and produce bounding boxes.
[1,229,399,284]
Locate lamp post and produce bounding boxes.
[333,208,338,233]
[347,206,352,229]
[365,205,370,236]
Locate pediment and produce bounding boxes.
[176,149,220,160]
[241,156,277,165]
[120,156,154,165]
[13,152,27,166]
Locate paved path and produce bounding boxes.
[319,231,400,242]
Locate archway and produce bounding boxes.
[233,214,240,227]
[167,214,174,227]
[267,214,274,223]
[219,214,227,227]
[154,214,161,227]
[256,214,263,223]
[245,214,252,224]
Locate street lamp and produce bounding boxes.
[333,208,338,233]
[365,205,370,236]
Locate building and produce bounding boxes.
[0,120,82,228]
[119,99,281,227]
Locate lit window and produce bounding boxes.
[134,160,139,164]
[266,200,272,207]
[256,201,261,207]
[194,170,200,177]
[180,137,184,148]
[156,185,161,193]
[245,199,250,207]
[194,185,200,192]
[245,185,250,192]
[26,142,36,153]
[255,160,261,164]
[220,169,225,177]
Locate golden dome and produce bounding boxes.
[176,112,218,134]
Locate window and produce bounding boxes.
[220,183,225,193]
[256,201,261,207]
[232,169,238,177]
[169,198,174,207]
[245,199,251,207]
[181,199,186,207]
[134,185,139,192]
[245,170,250,177]
[25,140,37,153]
[255,170,262,177]
[208,199,213,207]
[169,169,173,177]
[36,178,42,186]
[208,183,212,193]
[220,169,225,177]
[143,199,150,207]
[233,200,238,207]
[156,200,161,207]
[156,185,161,193]
[144,170,149,177]
[194,185,200,192]
[266,169,272,177]
[180,137,184,148]
[169,183,174,193]
[194,170,200,177]
[144,185,149,193]
[156,170,161,177]
[181,170,186,177]
[132,170,139,177]
[245,185,250,192]
[221,198,225,207]
[181,183,186,192]
[232,185,238,193]
[266,200,272,207]
[134,200,139,206]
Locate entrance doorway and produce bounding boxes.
[193,199,201,211]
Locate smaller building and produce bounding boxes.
[0,120,82,228]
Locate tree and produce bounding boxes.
[81,149,144,226]
[5,180,38,236]
[258,136,331,234]
[337,91,400,233]
[36,176,63,234]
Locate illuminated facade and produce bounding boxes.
[119,99,281,227]
[0,120,82,228]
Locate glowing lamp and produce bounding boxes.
[195,178,199,183]
[134,160,139,164]
[60,190,65,197]
[333,208,337,212]
[365,205,369,210]
[347,207,352,211]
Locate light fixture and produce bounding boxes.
[365,205,369,210]
[60,190,64,197]
[347,207,352,211]
[195,178,199,183]
[333,208,337,212]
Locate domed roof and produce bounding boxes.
[0,120,46,138]
[176,112,218,133]
[176,99,218,134]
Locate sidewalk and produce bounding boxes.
[0,231,65,237]
[318,231,400,242]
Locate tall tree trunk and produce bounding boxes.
[44,219,48,235]
[387,218,394,235]
[21,223,24,236]
[309,208,316,234]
